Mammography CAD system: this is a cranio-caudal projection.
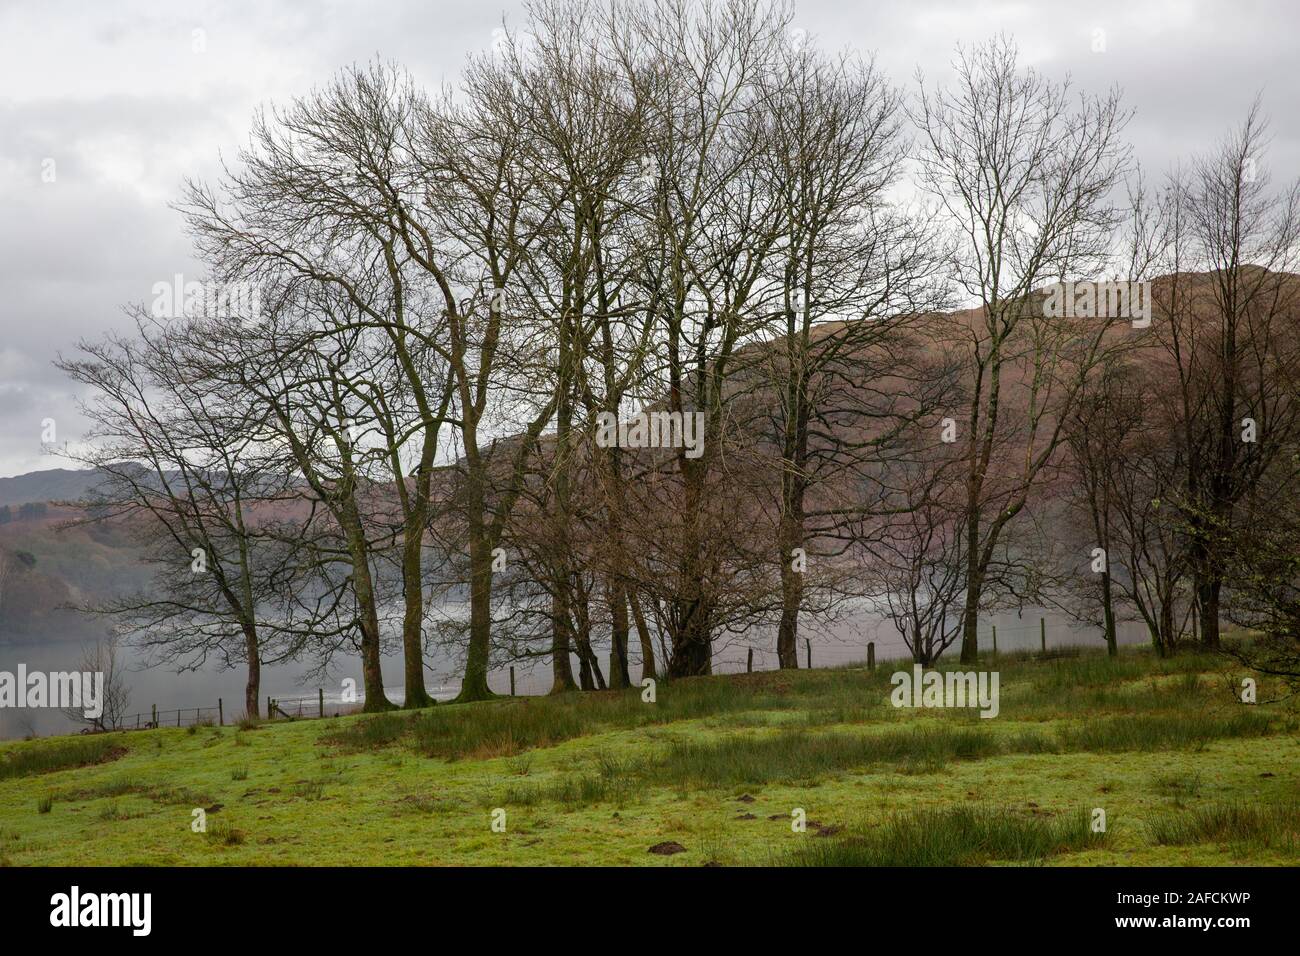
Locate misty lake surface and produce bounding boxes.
[0,603,1152,739]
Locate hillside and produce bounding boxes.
[0,646,1295,866]
[0,501,149,643]
[0,468,117,509]
[1,269,1293,646]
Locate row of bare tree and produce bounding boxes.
[57,0,1300,718]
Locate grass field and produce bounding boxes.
[1,646,1297,866]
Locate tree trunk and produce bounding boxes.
[457,520,495,702]
[1199,576,1222,648]
[669,455,712,677]
[549,587,578,693]
[776,566,801,669]
[959,562,983,665]
[629,589,656,681]
[343,514,393,712]
[668,612,712,677]
[243,623,261,719]
[400,529,434,708]
[776,512,803,669]
[1100,570,1117,657]
[607,575,631,689]
[959,500,983,663]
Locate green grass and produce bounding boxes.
[788,806,1105,866]
[1055,711,1277,752]
[1147,802,1300,851]
[1,645,1296,865]
[0,736,123,781]
[646,726,1010,788]
[324,668,902,760]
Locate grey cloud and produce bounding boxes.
[1,0,1297,479]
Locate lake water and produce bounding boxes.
[0,604,1151,739]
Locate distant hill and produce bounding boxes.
[0,268,1292,646]
[0,467,114,508]
[0,469,157,644]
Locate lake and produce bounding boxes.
[0,604,1151,739]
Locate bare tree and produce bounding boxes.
[745,38,953,669]
[913,36,1135,663]
[1152,101,1300,648]
[179,63,462,708]
[64,634,131,733]
[57,312,303,720]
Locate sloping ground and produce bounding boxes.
[0,646,1296,866]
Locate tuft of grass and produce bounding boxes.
[392,794,443,815]
[57,778,214,807]
[97,801,139,822]
[144,785,214,806]
[230,765,249,781]
[1151,771,1203,801]
[321,713,410,751]
[497,752,640,808]
[1056,711,1275,753]
[648,726,1010,789]
[789,806,1106,866]
[324,670,905,761]
[1147,802,1300,851]
[291,780,326,801]
[36,794,53,814]
[506,754,534,776]
[0,736,124,781]
[411,701,591,760]
[205,821,246,846]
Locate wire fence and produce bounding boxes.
[86,616,1118,735]
[114,705,223,730]
[110,695,333,731]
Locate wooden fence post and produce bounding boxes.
[509,667,516,697]
[151,704,156,727]
[992,625,998,660]
[867,642,875,671]
[747,647,753,673]
[218,699,223,726]
[1040,617,1046,654]
[805,638,812,669]
[319,688,324,718]
[267,695,272,720]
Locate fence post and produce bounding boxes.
[177,709,181,727]
[805,638,812,669]
[151,704,156,728]
[747,647,753,673]
[867,642,875,671]
[1040,617,1046,655]
[267,695,272,720]
[319,688,324,718]
[992,625,998,660]
[509,667,516,697]
[218,698,223,726]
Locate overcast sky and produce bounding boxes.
[1,0,1296,479]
